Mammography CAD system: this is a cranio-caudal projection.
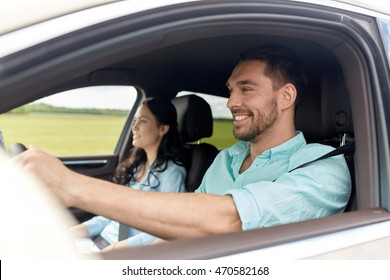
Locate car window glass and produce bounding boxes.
[0,86,137,156]
[177,91,236,149]
[378,19,390,65]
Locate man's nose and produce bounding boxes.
[227,90,241,109]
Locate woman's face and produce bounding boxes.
[131,104,168,151]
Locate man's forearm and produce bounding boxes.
[14,147,242,240]
[69,174,242,239]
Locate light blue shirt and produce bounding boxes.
[196,132,351,230]
[84,159,186,247]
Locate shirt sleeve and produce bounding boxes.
[83,216,112,238]
[226,155,352,230]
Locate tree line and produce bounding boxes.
[9,103,128,116]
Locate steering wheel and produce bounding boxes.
[9,143,27,157]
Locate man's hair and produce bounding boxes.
[240,44,308,98]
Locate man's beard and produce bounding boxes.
[234,98,278,141]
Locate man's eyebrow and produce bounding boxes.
[226,80,257,87]
[237,80,257,85]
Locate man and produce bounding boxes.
[14,44,351,243]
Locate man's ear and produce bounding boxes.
[159,125,170,136]
[280,83,297,110]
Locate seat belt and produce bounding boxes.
[289,139,355,172]
[118,223,128,241]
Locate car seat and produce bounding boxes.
[295,64,356,211]
[172,94,219,192]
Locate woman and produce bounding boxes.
[72,97,189,252]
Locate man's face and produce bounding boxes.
[226,60,279,142]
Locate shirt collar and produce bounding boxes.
[229,131,307,160]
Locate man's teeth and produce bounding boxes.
[235,115,247,121]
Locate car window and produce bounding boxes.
[0,86,137,156]
[177,91,236,150]
[378,19,390,65]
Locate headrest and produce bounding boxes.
[172,95,213,142]
[295,64,353,142]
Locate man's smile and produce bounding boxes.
[232,112,252,125]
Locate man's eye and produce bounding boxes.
[242,87,252,92]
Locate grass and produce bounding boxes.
[0,113,237,156]
[205,118,237,149]
[0,113,126,156]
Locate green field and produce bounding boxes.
[207,118,237,149]
[0,113,236,156]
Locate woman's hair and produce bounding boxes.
[113,97,188,186]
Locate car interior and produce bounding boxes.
[71,39,362,209]
[2,1,390,258]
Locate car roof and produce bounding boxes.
[0,0,117,35]
[1,0,389,36]
[334,0,390,15]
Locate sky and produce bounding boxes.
[37,86,233,119]
[37,86,137,110]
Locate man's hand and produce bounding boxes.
[12,146,78,207]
